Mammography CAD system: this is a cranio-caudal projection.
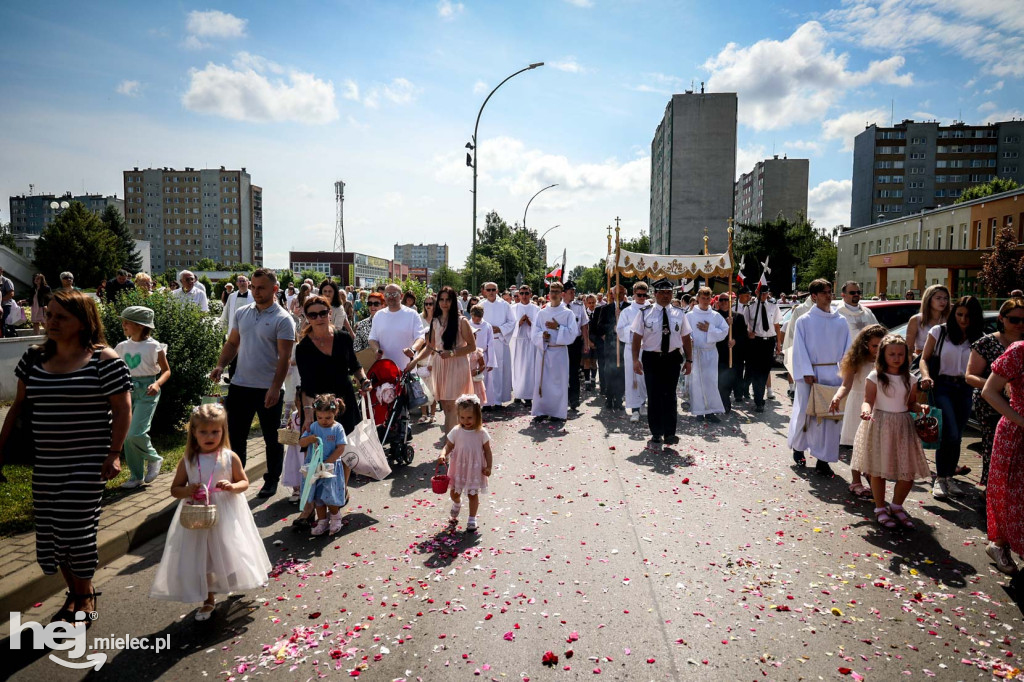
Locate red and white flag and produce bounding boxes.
[545,249,567,283]
[736,255,746,287]
[756,256,771,292]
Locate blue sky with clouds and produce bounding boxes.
[1,0,1020,270]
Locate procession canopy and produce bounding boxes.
[606,248,733,280]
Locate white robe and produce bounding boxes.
[530,303,579,420]
[616,302,649,410]
[787,305,851,462]
[510,302,540,400]
[782,298,814,377]
[467,318,497,371]
[686,307,730,416]
[481,298,515,406]
[836,304,879,338]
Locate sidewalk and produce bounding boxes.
[0,434,268,617]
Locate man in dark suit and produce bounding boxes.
[716,293,746,413]
[589,284,627,410]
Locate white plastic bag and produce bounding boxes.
[344,394,392,480]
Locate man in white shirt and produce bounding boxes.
[530,282,579,425]
[616,281,650,423]
[480,281,516,409]
[369,283,425,369]
[458,289,470,317]
[510,286,540,407]
[686,287,730,421]
[836,280,879,336]
[630,279,693,446]
[172,270,209,312]
[743,284,781,413]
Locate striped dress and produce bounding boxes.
[15,348,132,579]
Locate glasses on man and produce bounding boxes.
[305,309,330,319]
[384,292,400,299]
[846,290,861,296]
[484,288,497,292]
[634,292,648,298]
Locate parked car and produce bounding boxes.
[779,299,919,331]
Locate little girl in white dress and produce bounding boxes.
[150,404,272,621]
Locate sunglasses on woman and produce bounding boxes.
[1005,315,1024,325]
[368,301,382,308]
[306,309,330,319]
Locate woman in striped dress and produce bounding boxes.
[0,289,132,624]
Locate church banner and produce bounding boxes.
[606,249,733,280]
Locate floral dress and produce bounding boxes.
[972,333,1009,485]
[986,342,1024,554]
[353,317,373,352]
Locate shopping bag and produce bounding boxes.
[6,305,26,326]
[344,394,392,480]
[405,374,429,409]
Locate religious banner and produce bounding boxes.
[605,248,732,280]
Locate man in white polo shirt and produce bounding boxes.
[172,270,209,312]
[369,283,424,369]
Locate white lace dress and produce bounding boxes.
[150,449,272,603]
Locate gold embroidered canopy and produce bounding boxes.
[605,248,733,280]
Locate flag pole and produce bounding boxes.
[727,219,734,369]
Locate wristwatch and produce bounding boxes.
[684,356,692,363]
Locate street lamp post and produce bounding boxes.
[517,183,557,286]
[468,62,544,293]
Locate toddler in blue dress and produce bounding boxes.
[298,393,348,535]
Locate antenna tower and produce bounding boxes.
[334,180,346,253]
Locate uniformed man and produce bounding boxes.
[562,280,592,412]
[630,279,693,446]
[743,283,782,413]
[732,286,752,403]
[589,285,627,410]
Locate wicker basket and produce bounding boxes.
[180,486,218,530]
[277,427,300,446]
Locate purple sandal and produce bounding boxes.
[874,507,897,529]
[889,506,915,530]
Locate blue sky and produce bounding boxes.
[1,0,1021,271]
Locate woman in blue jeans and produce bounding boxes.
[919,295,985,500]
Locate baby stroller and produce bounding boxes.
[366,358,415,466]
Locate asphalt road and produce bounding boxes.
[4,380,1021,681]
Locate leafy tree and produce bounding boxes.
[380,277,429,312]
[470,211,548,291]
[213,273,241,302]
[431,265,464,292]
[277,269,296,288]
[462,252,504,291]
[574,265,608,294]
[194,257,218,271]
[198,274,214,299]
[954,178,1020,204]
[298,269,327,287]
[100,204,142,273]
[34,202,120,288]
[799,239,837,290]
[978,227,1023,298]
[228,262,256,272]
[733,215,829,295]
[0,222,16,251]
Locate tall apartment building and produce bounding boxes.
[650,91,737,255]
[122,167,263,274]
[9,192,124,235]
[733,156,809,225]
[393,243,449,271]
[851,119,1024,228]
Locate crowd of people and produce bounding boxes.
[0,265,1021,626]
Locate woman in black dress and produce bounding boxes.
[0,289,132,624]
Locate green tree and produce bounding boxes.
[277,269,296,288]
[471,211,548,291]
[228,262,256,272]
[978,227,1023,298]
[954,178,1020,204]
[799,239,838,290]
[380,277,428,312]
[575,265,608,294]
[0,221,16,251]
[462,252,504,291]
[733,215,825,295]
[431,265,464,292]
[34,202,120,288]
[298,269,327,287]
[194,257,218,271]
[100,204,142,273]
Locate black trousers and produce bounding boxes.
[594,340,607,395]
[601,342,625,401]
[732,346,750,399]
[641,351,682,437]
[747,337,776,407]
[568,337,584,407]
[225,384,284,484]
[718,363,735,413]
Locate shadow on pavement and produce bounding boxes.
[411,526,481,569]
[260,512,379,558]
[625,445,694,476]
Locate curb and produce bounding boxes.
[0,457,268,618]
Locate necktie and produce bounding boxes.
[661,306,670,353]
[758,299,768,332]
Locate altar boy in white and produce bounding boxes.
[530,282,579,424]
[787,278,851,476]
[480,282,515,408]
[510,285,540,406]
[616,281,650,423]
[686,286,731,420]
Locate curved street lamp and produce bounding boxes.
[468,62,544,292]
[522,183,557,231]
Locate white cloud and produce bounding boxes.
[182,56,339,124]
[703,21,912,131]
[186,10,247,38]
[550,57,587,73]
[977,103,1024,123]
[437,0,464,19]
[783,139,824,155]
[564,0,594,6]
[985,80,1005,94]
[913,111,939,121]
[116,80,141,97]
[808,179,852,229]
[182,34,207,50]
[826,0,1024,77]
[342,79,360,101]
[821,108,888,151]
[362,77,421,108]
[473,80,488,94]
[630,72,687,95]
[735,144,767,179]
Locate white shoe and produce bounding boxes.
[766,386,776,400]
[987,542,1019,575]
[195,600,215,621]
[329,513,344,534]
[931,478,949,500]
[144,461,162,483]
[630,411,640,423]
[288,489,300,503]
[945,477,965,497]
[120,477,143,489]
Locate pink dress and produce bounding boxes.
[986,342,1024,553]
[428,318,474,400]
[446,426,490,496]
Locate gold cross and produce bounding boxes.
[614,216,621,229]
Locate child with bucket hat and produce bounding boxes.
[116,305,172,488]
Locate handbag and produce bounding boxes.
[344,394,392,480]
[924,325,946,382]
[405,373,429,409]
[804,382,845,423]
[912,406,943,450]
[6,304,26,326]
[180,459,218,530]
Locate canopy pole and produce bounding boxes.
[727,219,734,369]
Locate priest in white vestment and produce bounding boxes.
[835,280,879,337]
[787,279,851,475]
[686,287,730,419]
[530,282,579,423]
[480,282,515,408]
[510,287,540,405]
[616,282,650,422]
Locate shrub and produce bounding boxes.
[100,290,224,432]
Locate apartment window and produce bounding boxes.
[1003,166,1019,174]
[892,175,904,184]
[876,175,890,183]
[908,196,923,204]
[903,234,910,249]
[936,175,947,183]
[935,189,946,197]
[1004,151,1020,158]
[911,136,926,144]
[961,224,968,248]
[853,243,859,255]
[910,152,926,159]
[885,237,891,252]
[1005,135,1021,143]
[909,181,924,188]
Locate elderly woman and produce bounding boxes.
[134,272,154,295]
[0,290,132,624]
[290,283,311,322]
[58,272,77,292]
[352,292,384,352]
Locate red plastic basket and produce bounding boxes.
[431,462,451,494]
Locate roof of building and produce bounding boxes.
[841,185,1024,237]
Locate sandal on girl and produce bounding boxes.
[849,482,873,498]
[417,415,432,425]
[874,507,897,529]
[195,598,216,622]
[889,505,915,530]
